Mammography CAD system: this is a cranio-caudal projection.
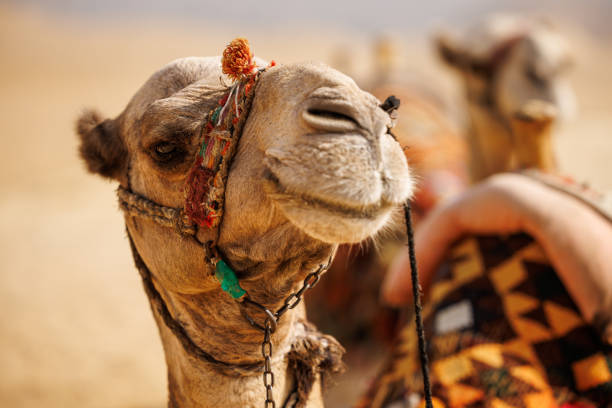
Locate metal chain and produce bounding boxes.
[239,258,331,408]
[262,321,275,408]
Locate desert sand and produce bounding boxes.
[0,5,610,407]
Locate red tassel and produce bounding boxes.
[222,38,256,81]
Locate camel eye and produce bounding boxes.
[150,141,183,164]
[155,142,175,155]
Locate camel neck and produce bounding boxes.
[156,290,300,407]
[466,100,557,180]
[510,115,556,172]
[466,101,514,181]
[127,233,336,407]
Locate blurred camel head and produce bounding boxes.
[436,15,575,179]
[76,56,412,406]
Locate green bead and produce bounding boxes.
[215,260,246,299]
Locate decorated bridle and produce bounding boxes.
[117,38,433,408]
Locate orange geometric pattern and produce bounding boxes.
[356,234,612,408]
[571,354,612,391]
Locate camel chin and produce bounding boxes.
[263,165,399,244]
[267,181,395,244]
[283,205,393,244]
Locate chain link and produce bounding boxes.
[273,261,328,321]
[238,258,331,408]
[262,322,275,408]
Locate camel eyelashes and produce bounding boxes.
[155,142,176,155]
[149,141,185,164]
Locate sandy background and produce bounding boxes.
[0,3,610,407]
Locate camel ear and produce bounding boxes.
[76,109,127,182]
[435,33,467,71]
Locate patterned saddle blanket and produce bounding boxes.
[357,233,612,408]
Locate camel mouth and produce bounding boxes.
[513,100,557,124]
[263,170,393,221]
[263,169,394,243]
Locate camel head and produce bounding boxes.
[435,15,575,180]
[436,15,575,124]
[76,56,413,295]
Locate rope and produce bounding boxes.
[381,95,434,405]
[404,202,434,408]
[117,186,197,236]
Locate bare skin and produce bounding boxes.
[77,57,413,407]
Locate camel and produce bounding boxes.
[76,39,414,408]
[435,15,576,181]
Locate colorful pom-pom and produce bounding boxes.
[222,38,256,81]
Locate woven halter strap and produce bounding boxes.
[184,68,264,229]
[117,186,197,236]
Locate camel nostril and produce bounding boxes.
[306,108,357,124]
[302,104,361,133]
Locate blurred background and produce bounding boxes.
[0,1,610,407]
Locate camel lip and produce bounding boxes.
[263,169,392,220]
